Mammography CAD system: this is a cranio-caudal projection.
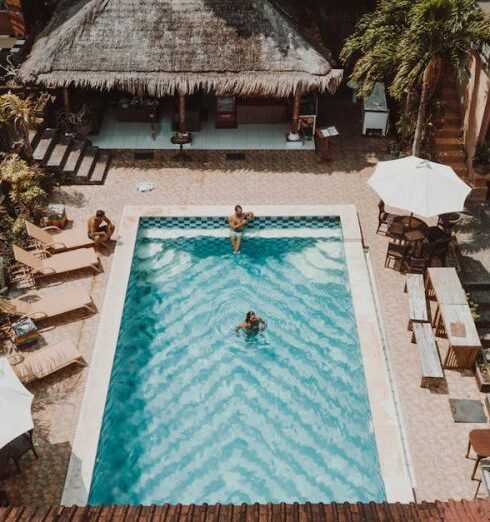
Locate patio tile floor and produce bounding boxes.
[1,122,488,505]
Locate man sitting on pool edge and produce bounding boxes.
[87,209,115,247]
[229,205,254,254]
[235,311,267,334]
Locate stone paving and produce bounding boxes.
[1,118,489,506]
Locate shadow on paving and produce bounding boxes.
[456,202,490,255]
[0,364,87,505]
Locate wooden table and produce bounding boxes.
[425,267,467,305]
[388,216,428,244]
[397,215,427,229]
[436,304,482,369]
[170,133,192,161]
[467,430,490,480]
[404,229,426,242]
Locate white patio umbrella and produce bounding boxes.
[0,357,34,449]
[368,156,471,217]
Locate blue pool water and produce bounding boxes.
[89,218,385,505]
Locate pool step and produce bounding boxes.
[32,128,57,163]
[62,138,87,175]
[90,151,111,184]
[46,134,72,170]
[75,146,97,182]
[39,132,111,185]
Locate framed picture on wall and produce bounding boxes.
[298,115,316,141]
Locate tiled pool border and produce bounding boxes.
[61,205,413,505]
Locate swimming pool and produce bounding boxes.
[88,216,385,505]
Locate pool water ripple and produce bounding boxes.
[89,232,384,505]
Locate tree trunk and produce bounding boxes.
[412,65,432,156]
[20,121,33,161]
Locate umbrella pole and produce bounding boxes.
[409,212,413,228]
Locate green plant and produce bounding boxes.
[341,0,490,156]
[0,92,43,161]
[0,154,48,244]
[479,362,490,381]
[395,93,443,157]
[473,141,490,173]
[467,293,480,320]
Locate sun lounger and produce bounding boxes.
[13,245,101,277]
[0,288,96,320]
[26,221,94,252]
[10,340,87,384]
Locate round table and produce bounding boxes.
[170,133,192,161]
[397,215,428,229]
[388,216,428,243]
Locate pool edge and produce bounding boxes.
[61,205,413,506]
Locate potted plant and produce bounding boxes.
[475,349,490,392]
[473,141,490,175]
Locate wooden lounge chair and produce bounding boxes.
[0,288,96,321]
[12,245,101,278]
[10,340,87,384]
[26,221,94,252]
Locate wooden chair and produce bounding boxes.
[437,213,460,233]
[402,256,429,275]
[385,242,407,270]
[376,200,397,235]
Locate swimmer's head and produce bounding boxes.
[235,205,243,215]
[246,311,257,323]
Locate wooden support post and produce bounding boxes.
[62,87,70,113]
[178,92,186,132]
[290,91,301,135]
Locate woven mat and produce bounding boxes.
[449,399,487,423]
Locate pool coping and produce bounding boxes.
[61,205,413,505]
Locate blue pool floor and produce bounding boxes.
[89,232,385,505]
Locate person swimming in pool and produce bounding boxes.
[229,205,254,254]
[235,311,267,334]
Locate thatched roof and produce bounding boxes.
[19,0,343,97]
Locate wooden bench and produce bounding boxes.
[405,273,429,329]
[411,322,445,388]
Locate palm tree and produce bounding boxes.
[341,0,490,156]
[0,93,42,161]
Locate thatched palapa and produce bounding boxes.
[19,0,343,97]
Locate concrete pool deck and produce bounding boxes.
[61,205,412,505]
[1,136,488,504]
